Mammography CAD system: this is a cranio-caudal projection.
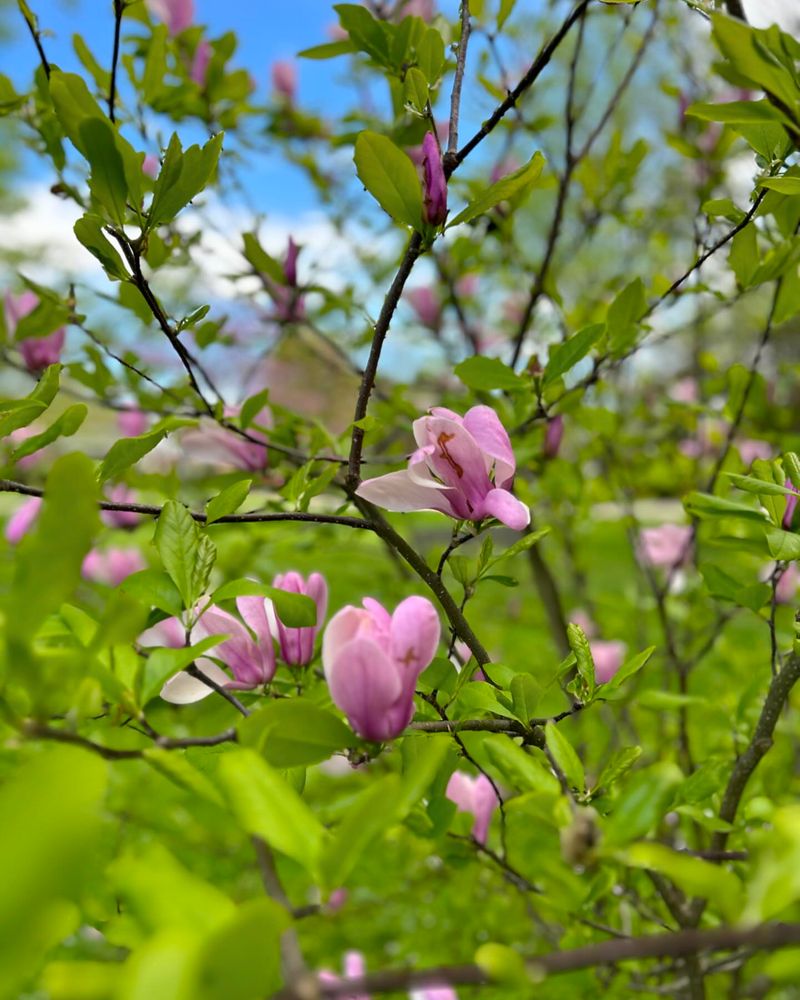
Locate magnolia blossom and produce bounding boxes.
[5,497,42,544]
[590,640,627,684]
[543,415,564,459]
[323,596,440,741]
[159,602,277,704]
[261,570,328,666]
[422,132,447,226]
[4,291,65,373]
[669,377,699,404]
[737,439,772,466]
[267,238,305,322]
[319,951,369,1000]
[639,524,692,568]
[82,547,146,586]
[356,406,530,530]
[181,406,269,472]
[412,989,458,1000]
[146,0,193,35]
[271,60,297,101]
[783,481,798,530]
[142,155,160,180]
[446,772,499,845]
[140,616,185,649]
[101,485,140,529]
[776,564,800,605]
[190,40,212,86]
[118,408,150,436]
[407,286,441,330]
[401,0,436,19]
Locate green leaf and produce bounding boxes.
[298,39,356,60]
[403,66,429,113]
[80,118,128,224]
[99,429,168,482]
[454,355,525,391]
[593,746,642,795]
[687,99,790,127]
[759,176,800,195]
[320,776,402,890]
[217,749,326,874]
[142,748,225,806]
[154,500,216,610]
[621,842,743,921]
[416,27,445,83]
[239,701,356,767]
[484,737,560,796]
[766,528,800,561]
[48,71,105,157]
[567,623,596,701]
[206,480,252,524]
[73,215,128,280]
[497,0,517,29]
[7,454,99,646]
[602,646,655,693]
[0,364,60,437]
[447,151,545,229]
[147,132,224,230]
[486,527,550,569]
[210,579,316,627]
[10,404,87,462]
[121,570,184,617]
[603,762,682,846]
[684,491,768,522]
[354,131,423,230]
[334,3,390,65]
[544,722,584,793]
[140,636,221,706]
[509,672,542,723]
[242,233,285,284]
[543,324,604,386]
[726,473,799,497]
[607,278,647,354]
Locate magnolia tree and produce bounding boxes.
[1,0,800,997]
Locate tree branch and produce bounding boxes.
[446,1,471,157]
[108,0,124,122]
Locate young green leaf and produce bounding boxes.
[354,131,423,230]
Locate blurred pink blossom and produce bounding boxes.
[272,60,297,101]
[191,40,212,86]
[737,439,772,466]
[4,291,65,373]
[101,485,140,529]
[181,406,270,472]
[407,286,441,329]
[82,547,146,586]
[776,564,800,605]
[639,524,693,568]
[543,415,564,459]
[783,481,798,531]
[669,377,699,404]
[118,409,149,437]
[146,0,193,35]
[142,154,160,179]
[319,951,369,1000]
[446,771,498,844]
[590,640,627,684]
[422,132,447,226]
[5,497,41,544]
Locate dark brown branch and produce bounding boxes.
[108,0,124,122]
[0,480,371,530]
[446,1,471,156]
[19,2,51,78]
[273,923,800,998]
[346,232,423,489]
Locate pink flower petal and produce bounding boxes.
[479,488,530,530]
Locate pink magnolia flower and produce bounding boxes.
[160,602,277,704]
[252,570,328,666]
[401,0,436,19]
[181,406,269,472]
[669,377,699,404]
[422,132,447,227]
[267,238,305,322]
[190,40,212,86]
[413,989,458,1000]
[118,409,149,437]
[639,524,693,568]
[5,496,42,544]
[326,888,348,913]
[776,564,800,605]
[590,640,627,684]
[455,274,478,298]
[319,951,369,1000]
[737,439,772,466]
[446,771,498,845]
[142,155,160,179]
[356,406,530,530]
[271,60,297,101]
[101,484,140,529]
[407,286,441,330]
[323,596,440,741]
[82,547,146,586]
[139,615,185,649]
[146,0,193,35]
[543,415,564,459]
[5,291,65,374]
[783,480,798,531]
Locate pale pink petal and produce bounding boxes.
[236,596,274,649]
[355,469,456,517]
[478,488,530,530]
[471,774,499,844]
[389,596,440,681]
[160,661,231,704]
[322,606,370,679]
[463,405,516,487]
[591,640,627,684]
[5,497,42,543]
[326,637,403,741]
[446,772,475,813]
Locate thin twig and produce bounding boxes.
[108,0,124,122]
[446,1,471,157]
